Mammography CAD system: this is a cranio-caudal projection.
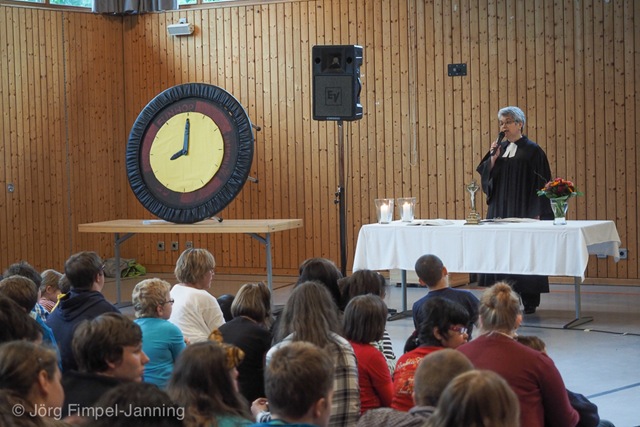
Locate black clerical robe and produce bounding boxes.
[476,135,553,298]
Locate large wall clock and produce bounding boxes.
[126,83,254,224]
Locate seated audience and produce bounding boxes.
[250,342,335,427]
[218,282,273,403]
[457,282,579,427]
[0,295,42,343]
[391,297,469,411]
[0,275,59,355]
[92,382,184,427]
[39,270,63,313]
[167,340,252,427]
[132,278,186,389]
[51,275,71,313]
[339,269,396,374]
[169,248,225,343]
[62,313,149,418]
[412,254,479,337]
[297,257,343,310]
[262,281,360,427]
[3,261,49,322]
[217,293,236,322]
[516,335,615,427]
[357,349,474,427]
[343,295,393,414]
[47,251,120,372]
[424,370,520,427]
[0,341,65,427]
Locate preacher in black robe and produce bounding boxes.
[476,124,553,312]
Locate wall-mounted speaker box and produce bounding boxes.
[312,45,363,121]
[167,22,194,36]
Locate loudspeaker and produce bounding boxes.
[312,45,363,121]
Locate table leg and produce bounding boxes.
[247,233,273,293]
[563,276,593,329]
[113,232,135,308]
[388,269,413,321]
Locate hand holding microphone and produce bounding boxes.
[490,131,506,157]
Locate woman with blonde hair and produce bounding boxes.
[169,248,225,343]
[132,278,186,388]
[0,341,65,426]
[218,282,273,403]
[458,282,578,427]
[425,370,520,427]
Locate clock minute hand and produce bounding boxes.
[170,118,191,160]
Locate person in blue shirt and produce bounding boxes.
[132,278,186,388]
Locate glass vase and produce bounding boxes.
[550,198,569,225]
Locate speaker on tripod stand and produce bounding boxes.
[312,45,363,276]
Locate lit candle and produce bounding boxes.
[380,204,389,222]
[402,202,411,221]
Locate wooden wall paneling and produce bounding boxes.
[25,9,39,265]
[572,0,587,222]
[592,1,607,275]
[298,1,312,261]
[458,0,470,216]
[543,0,555,172]
[433,1,447,218]
[473,0,488,216]
[449,0,464,220]
[441,0,454,219]
[603,1,617,278]
[361,0,376,224]
[389,0,402,208]
[405,0,419,225]
[504,1,516,100]
[242,6,256,269]
[582,1,597,277]
[613,1,627,278]
[514,2,526,108]
[0,6,13,269]
[553,1,567,185]
[562,0,577,217]
[625,0,638,279]
[468,0,482,201]
[423,0,437,219]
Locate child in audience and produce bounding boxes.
[343,295,393,414]
[262,281,360,427]
[516,335,615,427]
[424,370,520,427]
[391,297,469,411]
[250,342,334,427]
[339,269,396,374]
[92,382,184,427]
[0,341,65,427]
[62,313,149,418]
[218,282,273,403]
[39,270,63,313]
[167,340,252,427]
[132,278,186,389]
[357,349,474,427]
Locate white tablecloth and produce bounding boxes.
[353,220,621,280]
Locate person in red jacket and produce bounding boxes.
[457,282,579,427]
[343,295,394,414]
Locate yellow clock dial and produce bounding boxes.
[149,112,224,193]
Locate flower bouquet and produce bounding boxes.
[537,178,583,225]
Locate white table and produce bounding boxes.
[79,219,303,305]
[353,219,621,328]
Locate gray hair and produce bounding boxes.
[498,106,526,129]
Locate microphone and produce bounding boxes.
[489,132,506,156]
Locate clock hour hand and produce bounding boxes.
[170,118,190,160]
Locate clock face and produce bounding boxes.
[149,111,224,193]
[127,83,254,224]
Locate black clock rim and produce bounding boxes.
[126,83,254,224]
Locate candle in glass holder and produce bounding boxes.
[397,197,416,222]
[374,198,394,223]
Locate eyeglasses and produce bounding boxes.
[161,299,175,305]
[498,120,515,127]
[449,325,468,335]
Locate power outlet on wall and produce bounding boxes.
[619,248,628,260]
[157,241,165,251]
